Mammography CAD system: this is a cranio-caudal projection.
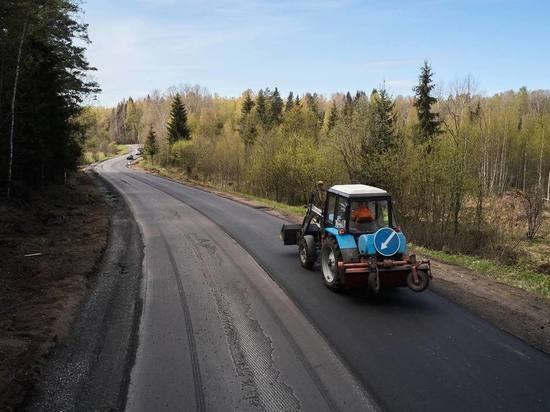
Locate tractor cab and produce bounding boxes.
[324,185,396,235]
[280,183,432,294]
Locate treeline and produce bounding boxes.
[98,66,549,258]
[0,0,97,197]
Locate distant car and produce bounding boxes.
[126,154,134,160]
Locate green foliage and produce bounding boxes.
[145,126,159,160]
[167,94,191,144]
[171,140,197,171]
[414,245,550,299]
[0,0,98,195]
[285,92,294,112]
[102,78,549,263]
[413,61,441,150]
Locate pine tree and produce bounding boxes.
[167,93,190,145]
[270,87,283,125]
[256,90,269,129]
[368,87,397,152]
[413,61,441,150]
[327,101,338,131]
[294,95,301,108]
[144,125,159,161]
[285,92,294,112]
[343,92,353,117]
[241,91,255,115]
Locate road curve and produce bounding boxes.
[96,155,375,411]
[96,154,550,411]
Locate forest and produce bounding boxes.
[0,0,98,197]
[86,65,549,265]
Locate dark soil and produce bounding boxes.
[0,172,109,411]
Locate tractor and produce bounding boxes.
[280,183,431,293]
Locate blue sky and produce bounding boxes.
[81,0,550,107]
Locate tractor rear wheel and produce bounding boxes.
[321,237,344,292]
[298,235,317,269]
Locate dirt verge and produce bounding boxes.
[0,172,109,411]
[133,161,550,355]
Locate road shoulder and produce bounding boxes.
[23,171,143,411]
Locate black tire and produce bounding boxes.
[321,237,344,291]
[298,235,317,269]
[407,269,430,292]
[368,270,381,294]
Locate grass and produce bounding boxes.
[413,244,550,299]
[81,144,129,165]
[138,158,306,218]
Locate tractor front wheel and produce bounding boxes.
[298,235,317,269]
[321,237,344,292]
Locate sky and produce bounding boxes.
[81,0,550,107]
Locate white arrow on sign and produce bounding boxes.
[381,231,396,250]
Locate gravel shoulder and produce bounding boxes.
[0,173,109,410]
[24,170,143,411]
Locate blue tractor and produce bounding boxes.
[280,184,431,293]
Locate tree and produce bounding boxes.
[256,89,269,129]
[270,87,283,125]
[1,0,99,196]
[368,87,397,152]
[285,92,294,112]
[145,125,159,161]
[167,93,190,144]
[241,91,254,115]
[413,61,441,151]
[327,101,338,131]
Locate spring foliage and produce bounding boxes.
[91,67,549,257]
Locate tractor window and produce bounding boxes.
[349,199,390,233]
[325,194,336,226]
[334,197,347,229]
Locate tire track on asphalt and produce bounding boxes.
[124,172,348,412]
[159,232,206,412]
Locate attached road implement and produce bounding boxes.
[281,183,431,293]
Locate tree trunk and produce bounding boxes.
[7,22,27,198]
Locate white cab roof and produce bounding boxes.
[328,184,388,197]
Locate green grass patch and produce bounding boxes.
[81,144,130,165]
[413,244,550,299]
[139,159,305,218]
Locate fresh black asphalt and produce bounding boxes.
[126,170,550,412]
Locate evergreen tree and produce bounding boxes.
[144,125,159,161]
[239,91,257,146]
[327,101,338,131]
[368,87,397,152]
[343,92,354,117]
[413,61,441,150]
[1,0,99,196]
[270,87,283,125]
[285,92,294,112]
[256,90,269,129]
[241,91,255,115]
[167,93,190,145]
[294,95,301,108]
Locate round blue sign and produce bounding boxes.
[374,228,401,257]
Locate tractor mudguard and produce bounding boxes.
[324,228,359,263]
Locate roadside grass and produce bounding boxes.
[82,144,129,165]
[413,244,550,299]
[138,158,306,218]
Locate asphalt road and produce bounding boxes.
[96,153,550,411]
